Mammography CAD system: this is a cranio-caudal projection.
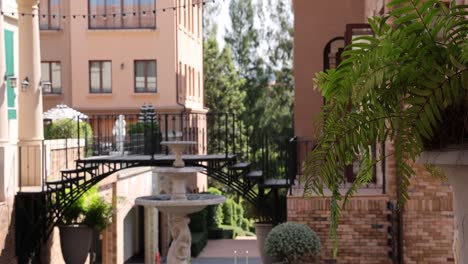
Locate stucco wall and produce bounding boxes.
[293,0,365,142]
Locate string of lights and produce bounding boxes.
[0,0,219,19]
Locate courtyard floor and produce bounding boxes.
[192,237,261,264]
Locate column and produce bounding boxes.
[0,3,8,201]
[17,0,43,187]
[145,207,159,264]
[0,3,8,143]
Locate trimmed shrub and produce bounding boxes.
[191,232,208,257]
[265,222,321,263]
[222,199,235,225]
[235,203,244,226]
[206,188,224,227]
[241,218,250,231]
[207,187,222,195]
[189,208,208,233]
[45,118,92,141]
[207,227,224,239]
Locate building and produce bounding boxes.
[40,0,204,115]
[289,0,461,263]
[0,0,19,262]
[0,0,207,263]
[37,1,207,263]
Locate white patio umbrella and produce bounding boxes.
[43,104,88,121]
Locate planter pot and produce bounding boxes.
[59,225,93,264]
[419,150,468,264]
[254,222,282,264]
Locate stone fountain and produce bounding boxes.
[135,141,225,264]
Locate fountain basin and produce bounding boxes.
[135,194,226,215]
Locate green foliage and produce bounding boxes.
[44,118,92,141]
[241,218,250,231]
[189,208,208,233]
[222,199,235,225]
[235,203,244,226]
[265,222,321,264]
[206,188,224,227]
[61,187,113,231]
[304,0,468,256]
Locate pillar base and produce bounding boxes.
[419,150,468,264]
[18,139,43,187]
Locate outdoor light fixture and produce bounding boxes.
[4,74,17,89]
[40,81,52,93]
[8,76,17,89]
[21,77,29,92]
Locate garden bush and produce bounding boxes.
[206,188,224,227]
[241,218,250,231]
[45,118,92,141]
[235,203,244,226]
[222,199,235,225]
[265,222,321,263]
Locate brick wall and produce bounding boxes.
[402,163,454,264]
[288,149,454,263]
[288,196,391,264]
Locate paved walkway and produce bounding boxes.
[192,237,262,264]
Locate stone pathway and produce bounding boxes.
[192,237,262,264]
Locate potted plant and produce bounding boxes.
[59,187,112,264]
[265,222,321,264]
[302,0,467,260]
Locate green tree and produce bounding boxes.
[204,34,246,156]
[225,0,269,132]
[303,0,467,256]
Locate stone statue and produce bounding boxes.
[167,215,191,264]
[112,115,126,155]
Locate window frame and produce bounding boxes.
[41,61,63,94]
[134,60,157,93]
[89,60,112,94]
[39,0,61,30]
[88,0,157,30]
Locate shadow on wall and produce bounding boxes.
[0,200,17,263]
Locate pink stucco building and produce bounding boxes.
[40,0,204,115]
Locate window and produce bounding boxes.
[39,0,61,30]
[89,0,156,29]
[41,62,62,94]
[134,60,157,93]
[89,61,112,93]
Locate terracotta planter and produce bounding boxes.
[59,225,93,264]
[419,150,468,264]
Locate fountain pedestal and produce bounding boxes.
[136,141,225,264]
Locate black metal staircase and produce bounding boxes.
[15,111,297,263]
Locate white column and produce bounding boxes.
[17,0,43,186]
[145,207,159,264]
[0,7,8,143]
[440,165,468,264]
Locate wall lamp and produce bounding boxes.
[40,81,52,94]
[21,77,29,92]
[4,74,17,89]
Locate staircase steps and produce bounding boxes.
[60,164,99,174]
[47,176,86,185]
[260,179,290,188]
[245,170,263,180]
[231,162,251,170]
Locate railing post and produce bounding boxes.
[165,114,169,155]
[232,113,236,155]
[288,137,298,195]
[225,113,228,158]
[97,116,101,156]
[151,114,155,159]
[42,140,46,192]
[77,117,81,160]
